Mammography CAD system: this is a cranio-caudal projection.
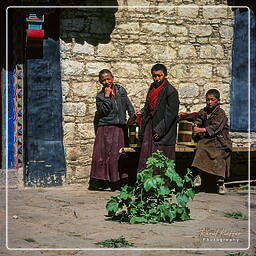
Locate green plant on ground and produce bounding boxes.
[225,253,256,256]
[95,236,134,248]
[106,150,195,224]
[223,211,248,220]
[23,238,36,243]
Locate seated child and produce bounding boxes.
[180,89,232,194]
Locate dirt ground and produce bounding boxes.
[0,170,255,256]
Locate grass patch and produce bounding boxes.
[23,238,36,243]
[223,211,248,220]
[225,253,256,256]
[96,236,134,248]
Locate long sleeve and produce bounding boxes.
[123,89,135,117]
[96,95,113,116]
[126,97,135,117]
[154,89,179,137]
[205,110,228,137]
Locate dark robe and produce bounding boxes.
[192,105,232,178]
[90,125,128,182]
[138,80,179,171]
[137,118,176,171]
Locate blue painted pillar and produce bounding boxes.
[231,9,256,131]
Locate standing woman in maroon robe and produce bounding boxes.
[136,64,180,171]
[89,69,135,191]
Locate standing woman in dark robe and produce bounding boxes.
[89,69,135,191]
[136,64,180,171]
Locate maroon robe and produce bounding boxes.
[90,125,128,182]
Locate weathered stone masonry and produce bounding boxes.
[59,2,241,183]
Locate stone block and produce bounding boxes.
[77,123,96,140]
[178,45,197,58]
[179,105,187,112]
[123,44,147,56]
[219,25,233,39]
[179,84,199,98]
[157,6,176,16]
[193,98,200,104]
[125,0,150,6]
[117,22,140,34]
[203,7,228,19]
[177,6,199,18]
[87,105,97,117]
[61,60,84,76]
[62,81,70,97]
[63,102,86,117]
[74,165,91,180]
[97,43,120,57]
[189,25,213,36]
[112,62,140,78]
[196,38,209,44]
[77,103,87,117]
[149,45,176,60]
[64,123,76,141]
[63,103,77,116]
[190,64,212,78]
[60,40,72,52]
[141,63,156,77]
[63,116,75,122]
[168,25,188,36]
[169,64,188,79]
[86,62,111,75]
[73,42,94,55]
[141,23,167,34]
[65,147,80,162]
[216,65,230,78]
[72,83,91,97]
[199,45,224,59]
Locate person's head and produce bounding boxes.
[205,89,220,110]
[99,69,114,88]
[151,64,167,86]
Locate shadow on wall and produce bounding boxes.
[60,0,118,46]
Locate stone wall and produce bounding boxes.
[59,1,237,183]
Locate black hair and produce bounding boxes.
[206,89,220,99]
[151,63,167,76]
[99,69,113,79]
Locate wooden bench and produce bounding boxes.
[120,146,256,153]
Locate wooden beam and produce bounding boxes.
[225,180,256,185]
[119,146,256,153]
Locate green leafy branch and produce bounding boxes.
[106,150,195,224]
